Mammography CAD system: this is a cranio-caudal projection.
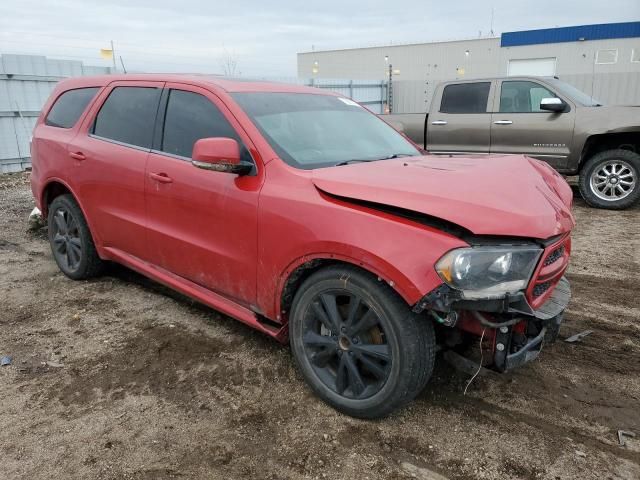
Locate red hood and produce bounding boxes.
[312,155,575,239]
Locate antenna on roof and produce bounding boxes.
[490,8,495,36]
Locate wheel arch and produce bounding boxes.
[41,178,103,251]
[579,131,640,168]
[276,253,421,324]
[41,178,76,218]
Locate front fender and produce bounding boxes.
[255,167,468,321]
[274,246,422,321]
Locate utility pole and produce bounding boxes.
[110,40,118,72]
[388,63,393,114]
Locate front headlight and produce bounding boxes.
[435,246,542,300]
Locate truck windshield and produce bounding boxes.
[232,92,420,169]
[546,79,603,107]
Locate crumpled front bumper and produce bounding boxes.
[413,277,571,321]
[419,277,571,372]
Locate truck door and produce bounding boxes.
[427,81,494,154]
[490,79,575,169]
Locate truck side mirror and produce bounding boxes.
[191,137,252,175]
[540,97,567,113]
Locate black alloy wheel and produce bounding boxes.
[51,206,82,272]
[302,290,392,400]
[47,194,103,279]
[290,266,436,418]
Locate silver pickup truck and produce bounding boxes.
[382,76,640,209]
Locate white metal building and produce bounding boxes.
[0,54,113,173]
[298,22,640,113]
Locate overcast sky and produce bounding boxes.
[1,0,639,77]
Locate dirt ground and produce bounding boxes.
[1,171,639,480]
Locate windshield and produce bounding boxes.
[232,92,420,169]
[546,78,603,106]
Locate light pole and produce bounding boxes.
[384,55,393,114]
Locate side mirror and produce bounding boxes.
[192,137,253,175]
[540,97,567,113]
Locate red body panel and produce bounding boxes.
[30,74,576,341]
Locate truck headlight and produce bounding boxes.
[435,246,542,299]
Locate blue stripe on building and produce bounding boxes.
[501,22,640,47]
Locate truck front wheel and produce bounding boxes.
[289,265,435,418]
[579,149,640,209]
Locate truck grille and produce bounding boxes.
[526,235,571,308]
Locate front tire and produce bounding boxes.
[579,149,640,209]
[289,266,435,418]
[47,194,104,280]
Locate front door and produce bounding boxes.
[427,81,494,154]
[490,80,575,169]
[144,84,263,307]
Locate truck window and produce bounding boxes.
[161,90,239,158]
[45,87,100,128]
[92,87,161,149]
[499,81,555,113]
[440,83,490,114]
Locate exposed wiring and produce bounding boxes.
[464,328,486,395]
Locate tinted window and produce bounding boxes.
[93,87,161,148]
[161,90,239,158]
[440,82,491,113]
[500,81,555,113]
[45,87,99,128]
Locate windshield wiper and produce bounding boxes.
[335,153,414,166]
[335,159,378,166]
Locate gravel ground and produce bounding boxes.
[1,171,639,480]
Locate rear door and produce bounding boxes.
[490,79,575,169]
[144,84,263,306]
[427,81,494,153]
[69,81,163,260]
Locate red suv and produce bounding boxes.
[31,74,575,418]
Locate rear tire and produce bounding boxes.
[289,265,435,418]
[48,194,104,280]
[578,149,640,209]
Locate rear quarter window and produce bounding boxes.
[440,82,491,114]
[45,87,100,128]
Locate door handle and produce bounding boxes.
[149,172,173,184]
[431,120,448,126]
[493,120,513,125]
[69,151,86,161]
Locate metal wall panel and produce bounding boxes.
[300,34,640,112]
[0,54,112,172]
[501,22,640,47]
[255,77,387,113]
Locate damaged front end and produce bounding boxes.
[415,235,571,372]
